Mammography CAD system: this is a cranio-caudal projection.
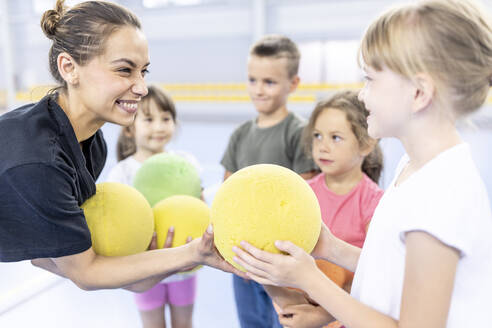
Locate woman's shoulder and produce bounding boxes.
[0,98,65,175]
[0,97,55,136]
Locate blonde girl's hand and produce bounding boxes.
[232,240,319,290]
[193,225,248,279]
[278,303,335,328]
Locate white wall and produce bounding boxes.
[0,0,427,88]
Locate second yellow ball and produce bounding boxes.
[153,195,210,249]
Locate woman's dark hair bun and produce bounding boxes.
[40,0,66,39]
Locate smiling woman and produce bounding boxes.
[0,0,244,292]
[59,26,150,132]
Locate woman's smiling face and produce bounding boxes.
[73,26,150,127]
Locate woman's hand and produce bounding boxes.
[193,225,248,278]
[156,227,198,272]
[232,240,320,290]
[179,235,199,272]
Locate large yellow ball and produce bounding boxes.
[153,195,210,249]
[211,164,322,271]
[82,182,154,256]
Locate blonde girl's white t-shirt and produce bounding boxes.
[351,143,492,326]
[106,150,203,283]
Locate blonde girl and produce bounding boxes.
[233,1,492,327]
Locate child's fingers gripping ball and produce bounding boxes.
[154,195,210,248]
[133,153,201,207]
[153,195,211,272]
[81,182,154,256]
[211,164,322,272]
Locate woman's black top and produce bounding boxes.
[0,94,107,262]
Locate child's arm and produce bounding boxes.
[263,285,309,308]
[278,303,336,328]
[223,170,233,181]
[311,223,361,273]
[44,226,246,291]
[264,285,337,328]
[299,170,318,180]
[233,230,459,328]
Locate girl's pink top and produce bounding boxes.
[308,173,384,248]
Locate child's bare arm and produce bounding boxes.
[263,285,309,308]
[279,303,336,328]
[223,170,233,181]
[299,170,318,180]
[311,223,361,273]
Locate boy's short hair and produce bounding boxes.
[250,35,300,78]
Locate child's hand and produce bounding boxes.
[193,225,248,279]
[310,223,336,260]
[162,226,175,248]
[232,240,319,290]
[148,226,175,251]
[147,231,158,250]
[278,303,335,328]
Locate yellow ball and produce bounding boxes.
[153,195,210,249]
[82,182,154,256]
[211,164,321,271]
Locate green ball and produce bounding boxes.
[133,153,201,207]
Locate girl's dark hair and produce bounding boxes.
[117,86,177,161]
[40,0,141,87]
[302,90,383,183]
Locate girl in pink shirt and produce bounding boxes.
[265,90,384,328]
[305,91,384,250]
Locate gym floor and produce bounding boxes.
[0,261,239,327]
